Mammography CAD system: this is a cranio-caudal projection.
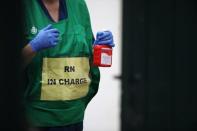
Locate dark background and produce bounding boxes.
[0,0,25,130]
[122,0,197,130]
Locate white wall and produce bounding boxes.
[84,0,122,131]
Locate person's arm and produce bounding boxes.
[22,24,59,68]
[21,44,36,68]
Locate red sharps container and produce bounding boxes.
[93,45,112,67]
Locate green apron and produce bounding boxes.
[23,0,100,127]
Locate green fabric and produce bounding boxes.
[23,0,100,127]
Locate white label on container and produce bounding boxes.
[101,53,112,65]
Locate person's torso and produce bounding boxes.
[24,0,93,101]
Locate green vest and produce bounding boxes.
[23,0,100,127]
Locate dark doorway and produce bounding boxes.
[122,0,197,130]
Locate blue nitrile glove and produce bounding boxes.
[30,24,60,52]
[94,31,115,47]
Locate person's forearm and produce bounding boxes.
[22,44,36,68]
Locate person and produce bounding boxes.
[22,0,115,131]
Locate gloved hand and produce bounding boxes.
[30,24,60,52]
[94,31,115,47]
